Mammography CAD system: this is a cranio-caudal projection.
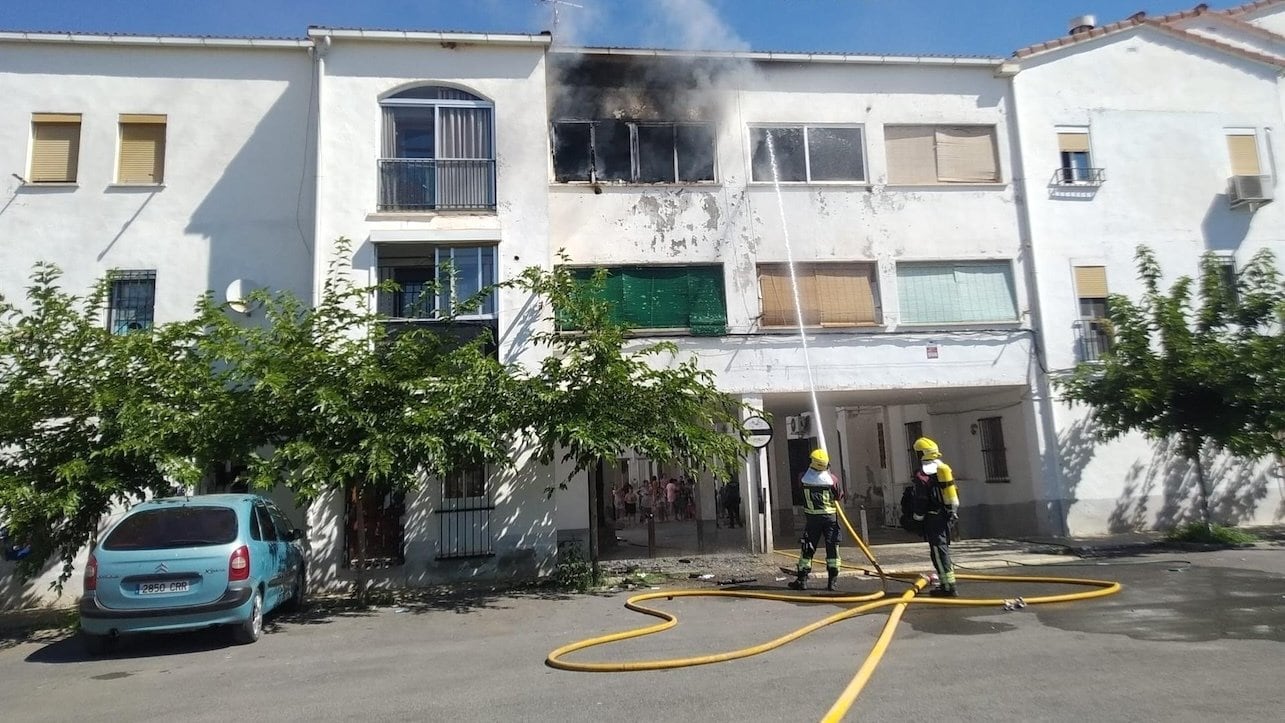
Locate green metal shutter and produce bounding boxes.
[687,266,727,335]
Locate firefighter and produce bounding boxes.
[910,436,960,598]
[789,448,843,591]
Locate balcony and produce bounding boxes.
[1073,318,1111,363]
[1050,167,1106,186]
[377,159,496,212]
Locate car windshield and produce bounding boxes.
[102,506,239,550]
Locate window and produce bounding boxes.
[1074,266,1110,362]
[978,416,1009,482]
[904,421,923,475]
[103,507,238,550]
[566,265,728,335]
[29,113,81,183]
[376,245,497,319]
[885,125,999,184]
[379,86,495,211]
[1215,254,1238,305]
[253,505,278,542]
[552,120,716,184]
[1057,129,1099,184]
[757,263,880,327]
[1226,130,1262,176]
[107,270,157,334]
[117,114,166,184]
[438,463,494,559]
[896,262,1017,324]
[749,126,865,183]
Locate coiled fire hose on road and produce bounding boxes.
[546,505,1122,722]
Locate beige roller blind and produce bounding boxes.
[758,266,792,327]
[1226,133,1261,175]
[936,126,999,182]
[816,264,879,326]
[118,121,167,183]
[759,264,821,327]
[1058,132,1090,153]
[30,115,82,183]
[884,126,938,185]
[1074,266,1108,298]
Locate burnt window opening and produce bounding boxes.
[552,120,716,184]
[751,125,865,183]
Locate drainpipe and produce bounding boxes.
[1002,64,1070,537]
[311,35,331,307]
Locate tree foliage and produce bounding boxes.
[0,267,248,583]
[1057,246,1285,525]
[0,242,751,591]
[517,259,752,490]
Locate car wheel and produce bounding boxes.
[231,589,264,645]
[82,632,114,657]
[282,568,306,613]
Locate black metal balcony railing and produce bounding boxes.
[1074,318,1112,362]
[378,158,496,212]
[1050,167,1107,186]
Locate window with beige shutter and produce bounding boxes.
[1226,132,1261,176]
[1074,265,1110,362]
[758,263,880,328]
[935,126,999,182]
[885,124,999,184]
[118,114,167,184]
[29,113,82,183]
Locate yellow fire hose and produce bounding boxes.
[546,506,1122,721]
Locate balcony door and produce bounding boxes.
[380,86,495,211]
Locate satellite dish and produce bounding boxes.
[224,278,261,315]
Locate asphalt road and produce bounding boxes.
[1,548,1282,722]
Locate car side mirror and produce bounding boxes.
[288,529,303,542]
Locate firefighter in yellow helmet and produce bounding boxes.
[910,437,960,597]
[789,447,844,591]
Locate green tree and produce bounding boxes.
[1057,246,1285,528]
[207,240,524,602]
[0,266,250,585]
[517,260,752,577]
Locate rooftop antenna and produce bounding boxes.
[539,0,583,41]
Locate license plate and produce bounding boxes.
[138,581,189,595]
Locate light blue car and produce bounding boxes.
[79,494,306,654]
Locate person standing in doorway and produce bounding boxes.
[789,448,843,591]
[624,484,638,524]
[910,436,960,598]
[722,479,742,528]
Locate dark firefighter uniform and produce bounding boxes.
[790,448,842,591]
[911,437,960,597]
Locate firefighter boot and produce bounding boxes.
[788,571,808,590]
[826,568,839,592]
[928,585,958,598]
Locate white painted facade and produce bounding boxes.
[5,4,1285,608]
[545,50,1050,546]
[0,36,316,608]
[1012,17,1285,534]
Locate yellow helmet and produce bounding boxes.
[809,448,830,469]
[913,437,941,461]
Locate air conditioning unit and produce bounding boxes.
[1228,174,1274,208]
[786,412,814,440]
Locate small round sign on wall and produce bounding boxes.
[742,415,773,449]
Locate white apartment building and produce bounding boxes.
[1011,1,1285,535]
[2,2,1284,607]
[543,49,1046,551]
[0,32,318,607]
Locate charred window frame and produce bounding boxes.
[552,120,716,184]
[750,125,866,183]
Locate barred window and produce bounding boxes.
[107,270,157,335]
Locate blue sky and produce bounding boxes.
[0,0,1215,56]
